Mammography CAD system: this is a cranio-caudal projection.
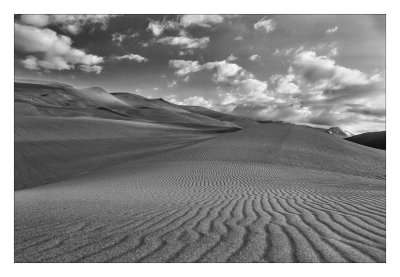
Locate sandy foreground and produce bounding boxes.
[14,121,385,263]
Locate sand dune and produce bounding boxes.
[14,81,240,129]
[179,105,258,127]
[15,123,385,262]
[346,131,386,150]
[14,116,223,190]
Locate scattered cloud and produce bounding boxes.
[139,41,150,47]
[270,73,301,94]
[169,59,248,83]
[326,26,339,34]
[292,51,371,87]
[169,60,202,76]
[20,14,117,35]
[112,32,139,45]
[80,64,103,74]
[169,58,272,110]
[254,17,276,33]
[168,95,214,108]
[157,36,210,50]
[180,15,224,28]
[146,19,179,37]
[328,47,339,57]
[15,23,103,73]
[228,49,385,133]
[167,48,384,134]
[249,54,260,61]
[167,80,177,88]
[227,54,238,62]
[113,53,148,63]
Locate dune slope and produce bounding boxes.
[15,123,385,263]
[14,116,222,190]
[14,81,241,129]
[345,131,386,150]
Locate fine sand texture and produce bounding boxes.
[15,122,386,263]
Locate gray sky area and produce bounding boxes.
[14,14,385,133]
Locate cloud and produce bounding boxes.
[328,47,338,57]
[15,23,103,73]
[169,60,202,76]
[167,80,177,88]
[19,15,49,27]
[20,55,40,70]
[207,50,383,134]
[227,54,238,62]
[80,64,103,74]
[326,26,339,34]
[20,14,117,35]
[254,17,276,33]
[112,32,139,45]
[270,73,301,94]
[238,78,271,102]
[345,105,385,117]
[170,58,272,111]
[249,54,260,61]
[234,36,243,41]
[169,59,248,83]
[168,50,384,133]
[292,51,371,87]
[139,41,150,47]
[157,36,210,50]
[113,54,148,63]
[204,61,247,82]
[146,19,179,37]
[168,95,214,108]
[180,15,224,28]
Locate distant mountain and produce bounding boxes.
[325,127,354,138]
[345,131,386,150]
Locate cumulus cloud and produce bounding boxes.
[292,51,372,87]
[157,36,210,50]
[244,50,384,133]
[15,23,104,73]
[182,49,384,134]
[20,14,117,35]
[180,15,224,28]
[270,73,301,94]
[326,26,338,34]
[113,54,148,63]
[249,54,260,61]
[254,17,276,33]
[80,64,103,74]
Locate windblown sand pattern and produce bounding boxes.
[15,124,385,263]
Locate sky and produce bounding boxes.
[14,14,385,134]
